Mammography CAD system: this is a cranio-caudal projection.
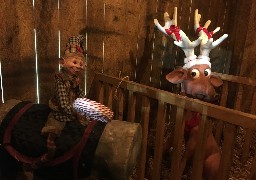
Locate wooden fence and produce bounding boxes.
[89,72,256,180]
[1,0,255,106]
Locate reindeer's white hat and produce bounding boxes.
[183,55,211,69]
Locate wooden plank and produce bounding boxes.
[115,88,124,121]
[94,73,256,129]
[126,0,145,81]
[150,0,169,88]
[220,81,229,107]
[127,91,136,122]
[137,95,150,180]
[217,123,236,180]
[238,0,256,79]
[227,0,253,75]
[139,0,158,86]
[251,88,256,115]
[131,0,147,82]
[191,114,209,180]
[247,152,256,179]
[169,106,185,180]
[215,81,229,144]
[86,0,104,93]
[35,0,59,104]
[0,0,35,102]
[241,129,253,164]
[97,81,104,104]
[152,100,166,180]
[106,83,113,109]
[103,0,138,79]
[214,72,256,87]
[241,88,256,163]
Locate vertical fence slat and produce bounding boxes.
[152,100,166,180]
[242,87,256,163]
[248,151,256,179]
[220,81,229,107]
[117,88,124,121]
[215,81,229,144]
[250,88,256,115]
[234,84,243,110]
[169,106,185,180]
[217,123,236,179]
[97,81,104,104]
[138,95,150,180]
[127,91,136,122]
[106,84,113,109]
[191,114,209,180]
[241,129,253,164]
[218,84,243,179]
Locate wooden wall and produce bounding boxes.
[0,0,255,105]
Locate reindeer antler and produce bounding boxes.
[194,9,228,58]
[154,7,202,64]
[154,7,182,41]
[154,7,228,69]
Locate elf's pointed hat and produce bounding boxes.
[63,35,86,60]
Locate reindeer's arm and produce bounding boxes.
[200,35,228,57]
[194,9,228,57]
[154,7,184,41]
[154,18,168,36]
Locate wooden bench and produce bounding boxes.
[89,72,256,180]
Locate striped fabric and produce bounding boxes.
[73,98,113,123]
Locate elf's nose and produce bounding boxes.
[75,64,84,70]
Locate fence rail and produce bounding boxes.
[89,73,256,180]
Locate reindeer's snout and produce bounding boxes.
[194,93,220,102]
[195,93,207,100]
[214,93,220,100]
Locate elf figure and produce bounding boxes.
[34,35,87,167]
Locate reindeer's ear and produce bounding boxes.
[166,68,187,84]
[209,75,223,87]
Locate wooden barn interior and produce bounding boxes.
[0,0,256,179]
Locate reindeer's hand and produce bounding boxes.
[154,7,183,41]
[154,19,159,25]
[194,9,221,44]
[212,34,228,47]
[200,34,228,56]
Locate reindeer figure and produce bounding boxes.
[154,7,228,179]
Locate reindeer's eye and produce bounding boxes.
[191,69,200,79]
[204,69,211,77]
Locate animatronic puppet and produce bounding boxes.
[154,7,228,179]
[38,35,88,166]
[0,36,119,179]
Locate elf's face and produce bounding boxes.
[61,56,85,76]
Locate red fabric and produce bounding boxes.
[165,25,182,41]
[195,25,213,39]
[184,112,201,134]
